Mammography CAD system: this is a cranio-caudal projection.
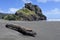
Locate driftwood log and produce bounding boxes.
[5,24,37,37]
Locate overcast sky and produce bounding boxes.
[0,0,60,20]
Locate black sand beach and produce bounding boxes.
[0,20,59,40]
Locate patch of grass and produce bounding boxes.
[3,15,21,20]
[16,8,36,15]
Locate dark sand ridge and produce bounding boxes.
[0,20,59,40]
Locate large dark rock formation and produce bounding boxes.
[3,3,47,21]
[25,3,46,20]
[15,3,47,21]
[25,3,42,14]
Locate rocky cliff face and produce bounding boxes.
[15,3,47,21]
[25,3,42,15]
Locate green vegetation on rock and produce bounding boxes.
[16,8,36,15]
[2,3,47,21]
[4,15,21,20]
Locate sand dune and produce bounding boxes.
[0,20,59,40]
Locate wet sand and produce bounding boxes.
[0,20,59,40]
